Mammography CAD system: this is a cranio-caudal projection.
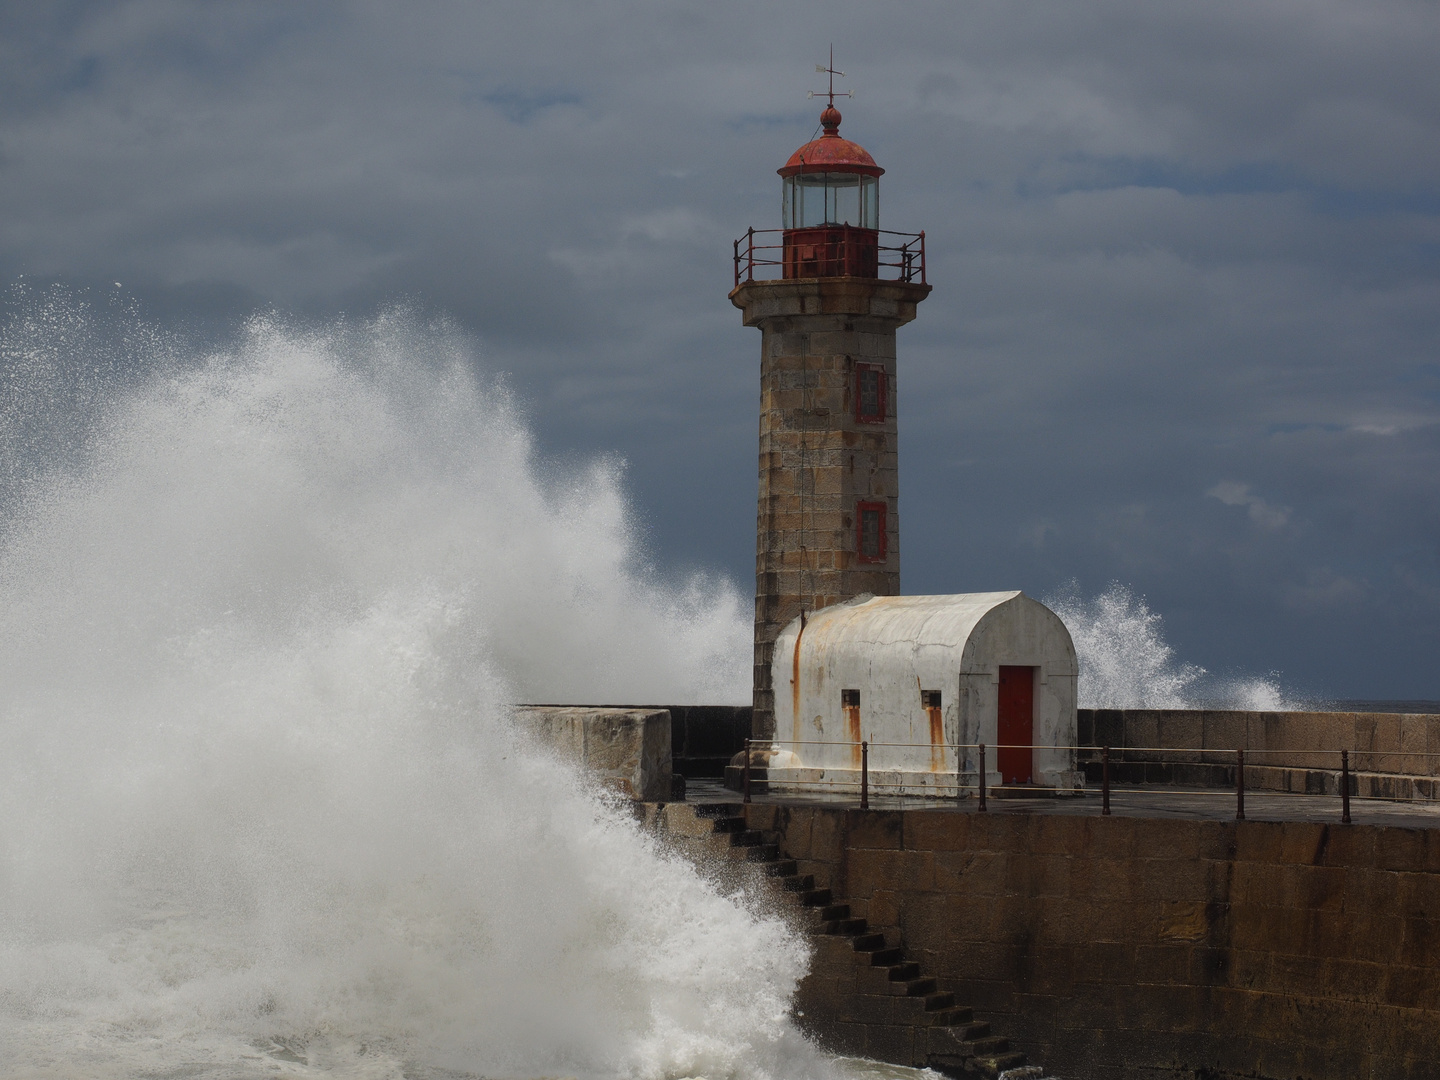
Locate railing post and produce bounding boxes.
[1341,749,1351,824]
[978,743,987,812]
[1102,745,1111,816]
[1235,748,1245,821]
[860,740,869,810]
[742,737,751,804]
[919,230,927,285]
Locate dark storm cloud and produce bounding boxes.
[2,0,1437,696]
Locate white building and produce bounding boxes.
[763,591,1081,797]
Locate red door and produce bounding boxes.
[997,666,1034,785]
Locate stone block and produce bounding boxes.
[866,888,901,930]
[1187,945,1231,986]
[808,807,847,865]
[774,805,815,858]
[1120,983,1207,1035]
[1270,949,1331,998]
[1066,855,1136,902]
[1374,826,1429,873]
[836,993,925,1026]
[1126,711,1161,749]
[743,803,779,831]
[1202,711,1248,751]
[1156,901,1211,945]
[1278,821,1329,864]
[1293,865,1347,911]
[1398,871,1440,921]
[1131,818,1201,861]
[849,848,935,895]
[1161,713,1204,755]
[1079,899,1149,944]
[1004,852,1070,898]
[512,706,671,801]
[1385,964,1440,1011]
[1031,815,1084,856]
[863,1023,918,1066]
[1079,816,1138,860]
[655,803,712,838]
[1195,820,1237,861]
[1324,956,1386,1001]
[934,849,1004,893]
[1234,821,1287,863]
[1079,941,1137,984]
[1322,822,1375,867]
[904,809,970,851]
[1353,912,1404,965]
[968,812,1030,852]
[846,809,903,850]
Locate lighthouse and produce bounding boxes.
[731,71,931,741]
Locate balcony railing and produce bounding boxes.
[733,227,926,287]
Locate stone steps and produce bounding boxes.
[663,804,1047,1079]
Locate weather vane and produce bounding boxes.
[808,45,853,108]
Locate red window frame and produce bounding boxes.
[856,501,887,563]
[854,364,886,424]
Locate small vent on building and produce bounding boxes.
[841,688,860,707]
[921,690,942,709]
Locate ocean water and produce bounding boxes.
[0,292,847,1080]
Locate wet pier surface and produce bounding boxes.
[682,778,1440,829]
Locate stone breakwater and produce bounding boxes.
[739,802,1440,1080]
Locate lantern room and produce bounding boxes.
[779,104,883,278]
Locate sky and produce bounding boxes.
[1,1,1437,699]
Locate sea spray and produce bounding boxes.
[0,295,829,1080]
[1045,581,1292,710]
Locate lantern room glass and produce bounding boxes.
[783,172,878,230]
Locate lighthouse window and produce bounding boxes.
[842,689,860,708]
[855,365,884,422]
[784,172,878,229]
[856,501,886,562]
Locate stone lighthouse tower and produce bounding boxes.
[731,79,930,740]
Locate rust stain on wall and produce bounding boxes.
[845,704,862,769]
[791,614,806,748]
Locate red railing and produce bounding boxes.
[733,227,926,287]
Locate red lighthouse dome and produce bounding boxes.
[778,105,884,179]
[779,105,881,278]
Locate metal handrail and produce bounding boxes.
[734,736,1440,819]
[732,227,926,286]
[761,737,1440,761]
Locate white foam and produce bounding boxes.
[1045,582,1297,710]
[0,298,835,1080]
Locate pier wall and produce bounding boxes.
[1078,709,1440,800]
[746,803,1440,1080]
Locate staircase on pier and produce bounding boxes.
[644,801,1053,1080]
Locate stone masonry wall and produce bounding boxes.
[732,279,929,740]
[1078,708,1440,800]
[745,803,1440,1080]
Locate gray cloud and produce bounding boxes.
[1,0,1437,697]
